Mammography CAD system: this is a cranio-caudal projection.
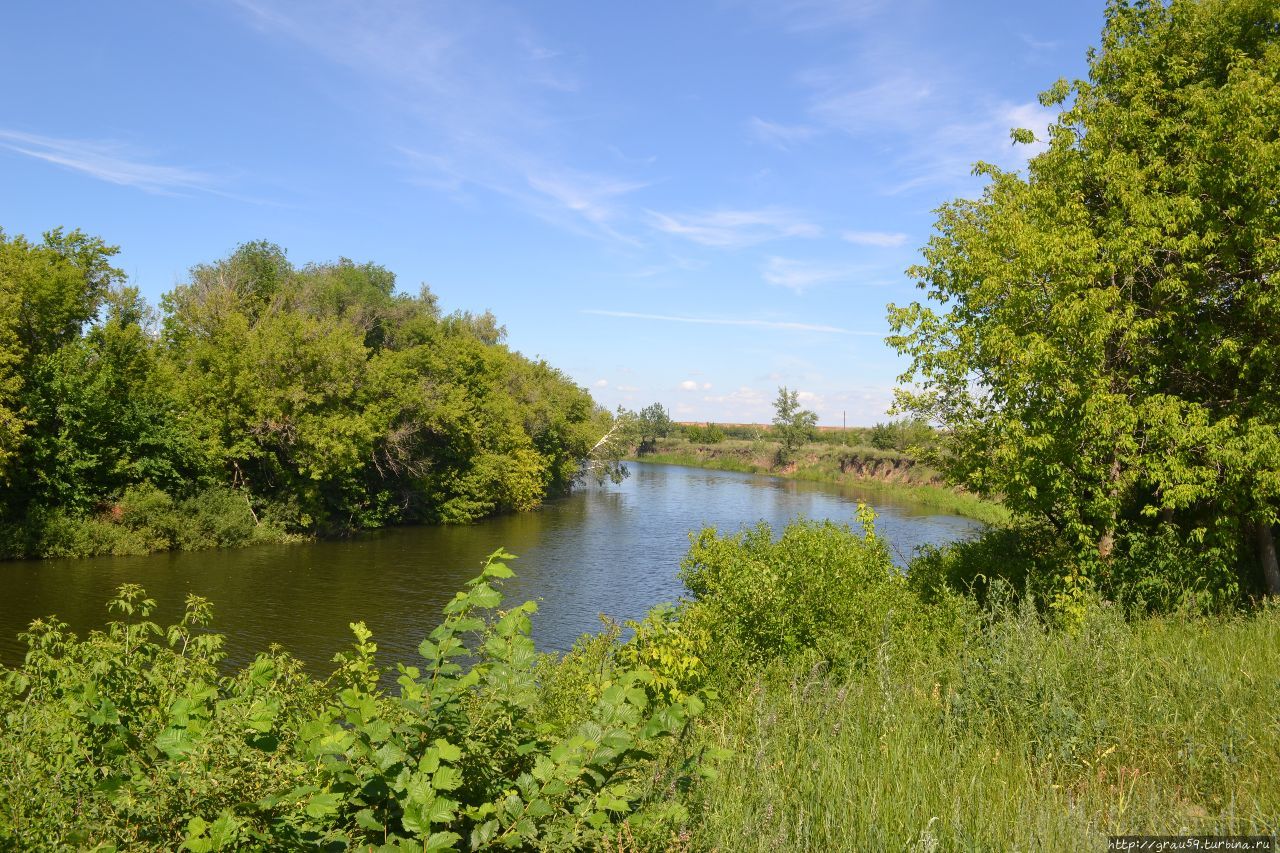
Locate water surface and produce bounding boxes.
[0,463,982,674]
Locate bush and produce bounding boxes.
[683,424,725,444]
[0,550,710,850]
[907,521,1066,608]
[679,508,922,671]
[868,418,937,453]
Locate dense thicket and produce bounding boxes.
[888,0,1280,608]
[0,233,614,558]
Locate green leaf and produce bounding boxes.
[305,791,343,819]
[424,831,461,852]
[484,561,514,579]
[468,583,502,610]
[434,738,461,762]
[155,726,195,758]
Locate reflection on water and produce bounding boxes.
[0,463,982,675]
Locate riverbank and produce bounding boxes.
[4,524,1275,849]
[633,437,1011,526]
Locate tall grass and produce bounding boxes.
[687,598,1280,850]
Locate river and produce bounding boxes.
[0,462,982,675]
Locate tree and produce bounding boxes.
[635,402,672,453]
[0,228,126,509]
[888,0,1280,603]
[772,387,817,466]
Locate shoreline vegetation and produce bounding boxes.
[630,435,1012,527]
[0,235,630,563]
[3,526,1275,849]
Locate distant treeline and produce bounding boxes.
[0,230,615,559]
[674,419,939,454]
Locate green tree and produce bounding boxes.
[635,402,672,453]
[772,387,817,466]
[888,0,1280,603]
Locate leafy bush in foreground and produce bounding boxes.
[0,550,708,850]
[681,508,915,669]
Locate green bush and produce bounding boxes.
[0,550,709,850]
[867,418,937,454]
[683,424,725,444]
[680,507,921,671]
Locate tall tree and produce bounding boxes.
[888,0,1280,601]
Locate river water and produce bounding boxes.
[0,463,982,675]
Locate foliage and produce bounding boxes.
[0,550,710,850]
[633,403,673,453]
[0,235,618,559]
[682,423,725,444]
[887,0,1280,604]
[867,418,937,454]
[680,508,917,670]
[770,387,816,466]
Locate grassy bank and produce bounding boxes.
[690,604,1279,849]
[635,438,1011,526]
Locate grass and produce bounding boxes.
[636,438,1011,526]
[686,599,1280,850]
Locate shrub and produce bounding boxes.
[679,507,921,670]
[683,424,725,444]
[0,550,710,850]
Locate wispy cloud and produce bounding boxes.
[883,100,1058,194]
[0,129,222,195]
[526,171,648,225]
[740,0,887,34]
[842,230,907,247]
[748,117,818,150]
[1020,33,1060,53]
[762,256,871,293]
[582,309,875,335]
[229,0,646,240]
[799,47,1062,195]
[646,208,821,249]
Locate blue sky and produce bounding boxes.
[1,0,1100,425]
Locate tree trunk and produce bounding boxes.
[1257,522,1280,597]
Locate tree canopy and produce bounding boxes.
[888,0,1280,605]
[0,236,621,558]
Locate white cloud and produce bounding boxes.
[799,46,1063,196]
[582,309,878,335]
[702,382,712,390]
[228,0,647,240]
[526,171,648,225]
[679,380,699,391]
[616,384,640,393]
[842,230,907,247]
[594,379,609,388]
[0,129,223,195]
[884,100,1058,195]
[748,117,818,150]
[805,70,935,136]
[646,208,821,249]
[762,256,873,293]
[700,385,773,422]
